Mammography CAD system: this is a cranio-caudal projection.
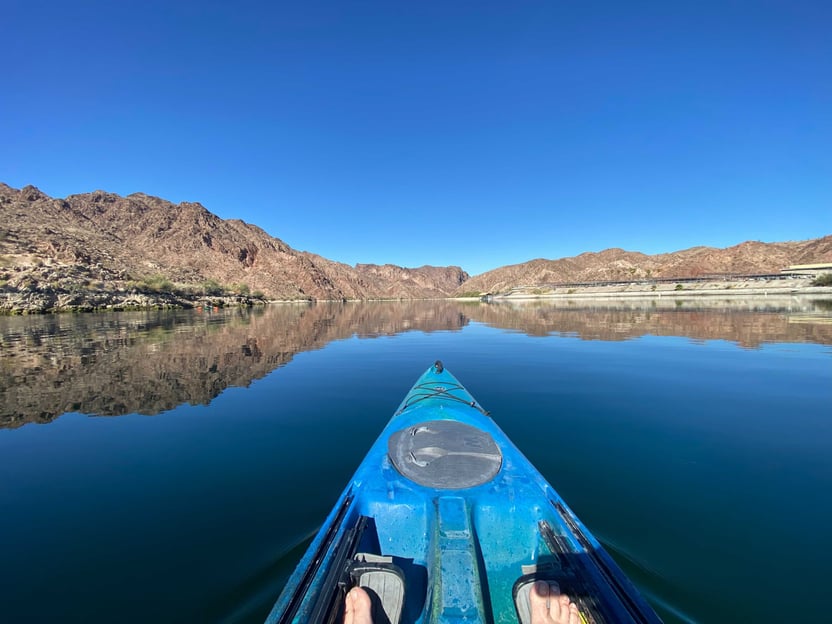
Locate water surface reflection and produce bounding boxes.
[2,297,830,426]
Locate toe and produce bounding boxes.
[530,581,551,622]
[344,587,373,624]
[547,583,568,622]
[568,602,582,624]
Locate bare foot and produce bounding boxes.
[344,586,374,624]
[529,580,582,624]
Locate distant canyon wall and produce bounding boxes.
[0,183,468,302]
[2,183,830,304]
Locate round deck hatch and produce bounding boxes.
[388,420,502,489]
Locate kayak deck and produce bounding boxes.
[266,362,661,624]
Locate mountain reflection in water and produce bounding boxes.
[1,297,831,426]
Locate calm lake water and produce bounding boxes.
[1,298,831,623]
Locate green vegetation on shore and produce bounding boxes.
[0,271,269,315]
[129,274,266,300]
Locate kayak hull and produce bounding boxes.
[266,363,661,624]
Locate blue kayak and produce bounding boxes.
[266,362,662,624]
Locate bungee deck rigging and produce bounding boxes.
[395,381,489,415]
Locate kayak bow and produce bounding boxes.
[266,362,661,624]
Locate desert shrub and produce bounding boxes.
[139,274,174,293]
[170,283,195,296]
[811,273,832,287]
[674,283,684,291]
[201,279,224,296]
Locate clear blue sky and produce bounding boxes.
[3,1,830,275]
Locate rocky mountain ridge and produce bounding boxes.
[457,237,832,295]
[1,182,829,312]
[0,183,468,310]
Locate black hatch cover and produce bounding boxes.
[388,420,503,489]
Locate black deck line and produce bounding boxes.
[551,504,655,624]
[308,516,369,624]
[277,492,355,624]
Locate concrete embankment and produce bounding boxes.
[491,277,832,301]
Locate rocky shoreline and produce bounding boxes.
[0,288,264,314]
[5,279,831,314]
[0,254,269,314]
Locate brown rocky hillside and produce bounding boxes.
[457,236,832,294]
[2,182,828,309]
[0,184,468,305]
